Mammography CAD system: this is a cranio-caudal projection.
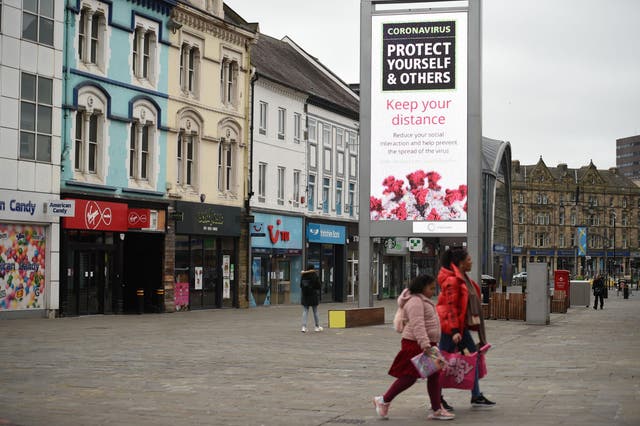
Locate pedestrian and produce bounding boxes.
[437,247,496,409]
[300,264,322,332]
[622,280,630,299]
[373,275,454,421]
[592,275,605,309]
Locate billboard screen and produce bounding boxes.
[369,11,468,234]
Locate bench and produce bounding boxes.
[328,307,385,328]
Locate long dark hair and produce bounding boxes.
[440,246,468,269]
[409,274,436,294]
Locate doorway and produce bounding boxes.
[75,250,111,315]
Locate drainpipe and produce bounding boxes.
[62,1,72,173]
[246,68,258,305]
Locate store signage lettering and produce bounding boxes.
[128,208,150,229]
[45,200,75,217]
[0,200,37,216]
[197,211,224,232]
[267,219,290,244]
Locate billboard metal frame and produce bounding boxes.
[359,0,482,307]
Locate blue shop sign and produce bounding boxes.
[251,213,303,249]
[493,244,507,253]
[512,247,523,254]
[557,250,576,257]
[307,223,345,245]
[529,249,555,256]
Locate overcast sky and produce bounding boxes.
[226,0,640,169]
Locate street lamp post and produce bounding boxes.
[613,212,616,286]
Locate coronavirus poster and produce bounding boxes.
[0,224,46,310]
[369,12,468,233]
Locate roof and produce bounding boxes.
[251,33,359,119]
[482,137,511,176]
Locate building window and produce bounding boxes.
[349,154,357,178]
[19,73,53,162]
[346,130,357,150]
[74,110,100,173]
[177,131,196,187]
[571,211,576,226]
[570,233,575,247]
[559,234,565,247]
[293,170,300,205]
[322,177,330,213]
[133,26,157,83]
[622,213,628,226]
[220,58,238,106]
[336,128,344,148]
[610,212,616,227]
[559,208,565,225]
[322,123,331,146]
[518,193,524,204]
[337,151,345,176]
[277,167,285,205]
[258,102,267,135]
[180,43,200,95]
[518,232,524,246]
[258,163,267,200]
[307,174,316,211]
[22,0,54,46]
[559,193,564,205]
[323,148,332,173]
[588,195,598,207]
[78,7,106,69]
[336,180,343,215]
[622,198,627,208]
[518,209,524,224]
[535,232,545,247]
[308,118,317,142]
[277,108,286,140]
[348,182,355,217]
[309,143,317,170]
[217,140,234,192]
[293,113,301,144]
[129,122,153,181]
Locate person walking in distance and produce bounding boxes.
[592,274,605,309]
[437,247,495,409]
[373,275,455,421]
[300,265,323,332]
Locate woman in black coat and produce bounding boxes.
[300,265,322,332]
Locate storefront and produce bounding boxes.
[0,190,61,318]
[250,213,303,306]
[173,201,240,310]
[306,222,346,303]
[60,198,166,316]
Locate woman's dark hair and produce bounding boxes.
[409,274,436,294]
[440,246,469,269]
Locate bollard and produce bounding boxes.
[155,288,165,313]
[136,288,144,314]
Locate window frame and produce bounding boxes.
[307,174,316,212]
[258,162,267,200]
[258,101,267,135]
[277,166,285,205]
[293,169,301,206]
[132,22,158,86]
[336,180,343,215]
[19,72,53,163]
[293,113,301,144]
[348,182,355,217]
[277,107,286,140]
[22,0,55,46]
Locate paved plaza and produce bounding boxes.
[1,292,639,426]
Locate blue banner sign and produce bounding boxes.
[577,227,587,257]
[307,223,346,245]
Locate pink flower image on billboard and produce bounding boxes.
[370,169,467,221]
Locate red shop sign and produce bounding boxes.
[63,199,128,231]
[127,208,151,229]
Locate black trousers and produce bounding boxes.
[594,294,604,308]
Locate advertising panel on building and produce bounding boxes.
[369,11,468,234]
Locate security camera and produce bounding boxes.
[200,193,206,203]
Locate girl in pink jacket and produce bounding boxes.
[373,275,454,421]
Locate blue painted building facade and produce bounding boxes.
[59,0,175,315]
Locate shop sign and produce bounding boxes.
[127,208,159,230]
[44,200,75,217]
[174,201,241,236]
[493,243,507,253]
[63,199,128,231]
[0,190,50,222]
[252,213,303,249]
[408,238,423,252]
[384,237,408,255]
[307,223,346,245]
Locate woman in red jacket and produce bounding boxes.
[437,247,495,408]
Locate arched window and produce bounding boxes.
[129,100,158,188]
[78,1,107,72]
[74,87,108,182]
[176,114,200,190]
[217,121,241,194]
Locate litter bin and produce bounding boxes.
[155,288,165,313]
[136,288,144,314]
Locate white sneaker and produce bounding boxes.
[314,326,323,332]
[301,326,307,333]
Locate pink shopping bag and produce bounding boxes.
[440,350,482,390]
